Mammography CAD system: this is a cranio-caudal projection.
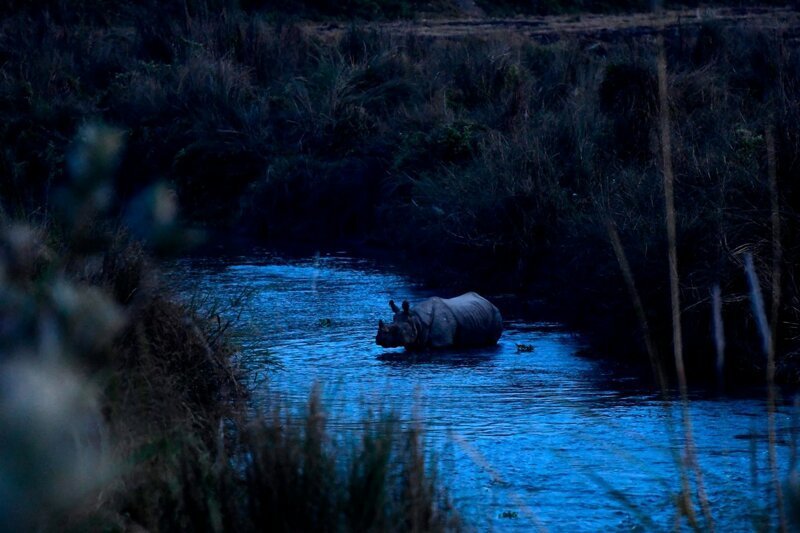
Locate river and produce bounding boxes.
[169,250,797,532]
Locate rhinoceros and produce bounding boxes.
[376,292,503,350]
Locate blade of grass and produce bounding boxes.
[605,217,667,391]
[711,284,725,390]
[744,251,787,532]
[766,126,788,532]
[657,28,714,531]
[767,128,781,352]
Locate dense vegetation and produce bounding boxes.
[0,127,459,531]
[4,2,800,384]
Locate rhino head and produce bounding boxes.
[376,299,416,348]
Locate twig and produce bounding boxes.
[767,128,782,349]
[711,285,725,389]
[604,217,666,390]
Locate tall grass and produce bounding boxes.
[656,29,715,530]
[597,12,798,529]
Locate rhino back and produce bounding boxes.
[410,297,458,348]
[441,292,503,346]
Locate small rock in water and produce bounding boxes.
[318,318,332,327]
[516,343,534,353]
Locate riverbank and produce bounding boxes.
[4,3,800,388]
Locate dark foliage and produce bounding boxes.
[5,2,800,387]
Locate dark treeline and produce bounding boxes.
[4,2,800,384]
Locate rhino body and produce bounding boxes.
[376,292,503,350]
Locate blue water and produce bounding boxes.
[169,250,797,532]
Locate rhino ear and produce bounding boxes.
[378,319,385,328]
[402,301,409,313]
[390,300,400,313]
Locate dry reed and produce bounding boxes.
[657,28,714,530]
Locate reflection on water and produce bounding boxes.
[169,251,796,532]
